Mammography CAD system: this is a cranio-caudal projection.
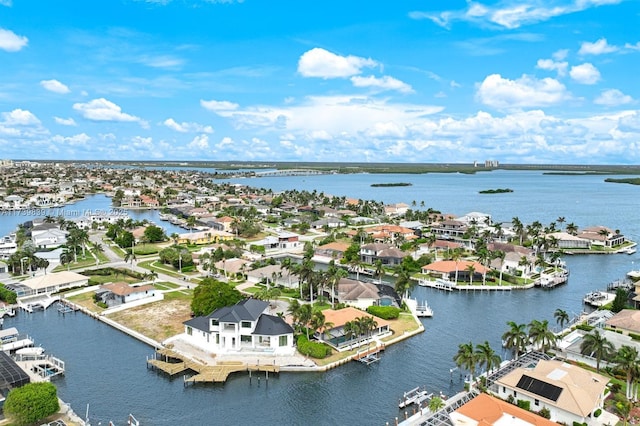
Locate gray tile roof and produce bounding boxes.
[252,314,294,336]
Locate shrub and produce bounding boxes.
[366,305,400,320]
[4,382,60,426]
[628,332,640,341]
[593,408,602,418]
[296,335,332,358]
[538,407,551,419]
[516,399,530,411]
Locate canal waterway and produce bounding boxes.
[3,170,640,425]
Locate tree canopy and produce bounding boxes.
[143,224,166,243]
[191,278,243,316]
[4,382,60,426]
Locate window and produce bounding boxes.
[186,326,192,336]
[211,319,219,326]
[215,334,219,344]
[534,399,539,406]
[241,321,252,328]
[279,335,288,347]
[241,335,251,343]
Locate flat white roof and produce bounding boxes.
[21,271,88,291]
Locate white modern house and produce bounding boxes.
[493,359,609,425]
[19,271,89,296]
[182,299,295,354]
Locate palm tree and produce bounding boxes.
[528,319,557,352]
[614,345,639,400]
[465,264,476,285]
[451,248,463,285]
[453,342,478,384]
[374,260,384,283]
[428,396,445,413]
[144,270,159,283]
[475,341,501,375]
[580,329,614,372]
[613,400,633,426]
[502,321,528,360]
[310,310,333,341]
[512,216,524,245]
[59,248,74,271]
[553,308,570,331]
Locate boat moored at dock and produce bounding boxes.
[398,386,432,409]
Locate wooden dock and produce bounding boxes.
[353,343,386,365]
[147,349,280,384]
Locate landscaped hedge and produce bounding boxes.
[628,332,640,341]
[516,400,530,411]
[366,305,400,320]
[296,335,332,358]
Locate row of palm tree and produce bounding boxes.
[502,319,558,359]
[343,316,379,345]
[287,299,333,340]
[453,341,502,383]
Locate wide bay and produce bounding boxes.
[3,170,640,425]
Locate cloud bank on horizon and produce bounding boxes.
[0,0,638,164]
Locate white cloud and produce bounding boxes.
[52,133,91,146]
[569,63,601,84]
[200,99,239,113]
[217,136,234,148]
[0,28,28,52]
[163,118,213,133]
[476,74,570,109]
[297,48,378,79]
[552,49,569,61]
[594,89,633,106]
[188,134,210,150]
[578,38,618,55]
[73,98,142,123]
[138,55,184,69]
[624,42,640,51]
[350,75,414,93]
[54,117,77,126]
[536,58,568,77]
[40,79,70,94]
[0,1,12,6]
[1,109,40,125]
[210,95,444,135]
[409,0,623,29]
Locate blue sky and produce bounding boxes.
[1,0,639,164]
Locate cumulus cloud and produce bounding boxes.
[594,89,633,106]
[0,28,28,52]
[350,75,414,94]
[409,0,623,29]
[54,117,77,126]
[52,133,91,146]
[624,42,640,51]
[163,118,213,133]
[297,48,378,79]
[569,63,601,84]
[1,109,40,125]
[536,58,568,77]
[579,38,618,55]
[200,99,239,113]
[476,74,570,109]
[73,98,143,124]
[40,79,70,94]
[188,134,210,150]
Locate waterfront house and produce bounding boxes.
[336,278,398,310]
[605,309,640,335]
[95,282,157,307]
[450,393,557,426]
[578,226,626,248]
[31,228,68,249]
[310,217,345,229]
[360,243,406,266]
[315,307,391,350]
[456,211,492,227]
[546,232,591,250]
[429,219,467,240]
[175,228,234,245]
[492,359,609,425]
[421,260,488,283]
[314,241,350,262]
[254,231,302,252]
[182,298,295,354]
[19,271,88,296]
[365,224,417,243]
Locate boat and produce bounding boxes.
[623,247,637,255]
[16,346,45,356]
[398,386,432,409]
[416,301,433,317]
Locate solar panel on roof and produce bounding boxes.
[516,374,563,402]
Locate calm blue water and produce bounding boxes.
[0,194,184,238]
[3,170,640,425]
